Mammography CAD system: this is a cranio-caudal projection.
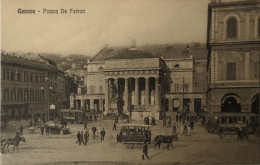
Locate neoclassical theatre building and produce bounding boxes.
[207,0,260,115]
[70,43,208,120]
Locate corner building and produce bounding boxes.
[207,0,260,117]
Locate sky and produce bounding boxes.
[1,0,211,56]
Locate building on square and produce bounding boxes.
[206,0,260,122]
[1,52,66,121]
[70,43,208,120]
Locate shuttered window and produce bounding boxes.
[226,63,236,80]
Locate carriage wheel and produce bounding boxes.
[60,131,64,135]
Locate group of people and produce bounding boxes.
[176,113,199,123]
[76,130,90,145]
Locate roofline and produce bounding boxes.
[209,0,260,8]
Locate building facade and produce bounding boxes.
[1,52,66,121]
[71,43,208,120]
[207,0,260,115]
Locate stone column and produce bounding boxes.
[124,78,129,112]
[80,97,84,110]
[145,77,149,106]
[245,52,250,80]
[90,99,94,112]
[135,78,139,105]
[105,79,109,114]
[155,78,160,110]
[114,78,118,98]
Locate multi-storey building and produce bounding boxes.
[206,0,260,116]
[1,52,66,121]
[71,43,208,120]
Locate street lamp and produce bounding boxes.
[41,77,53,122]
[182,77,185,121]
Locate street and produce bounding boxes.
[1,119,259,165]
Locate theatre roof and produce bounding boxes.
[90,43,207,62]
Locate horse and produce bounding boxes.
[154,134,177,150]
[2,137,26,152]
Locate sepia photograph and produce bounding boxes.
[1,0,260,164]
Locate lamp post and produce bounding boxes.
[182,77,185,118]
[41,77,53,122]
[163,73,167,120]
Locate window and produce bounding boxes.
[41,91,45,100]
[24,72,28,82]
[35,75,39,83]
[254,61,260,79]
[35,90,39,100]
[3,88,9,101]
[194,98,201,113]
[30,90,34,101]
[17,72,22,81]
[24,89,29,101]
[226,63,236,80]
[30,74,34,82]
[10,88,16,101]
[3,69,9,80]
[227,17,237,38]
[18,89,23,101]
[11,71,15,81]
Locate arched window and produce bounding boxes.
[227,17,237,38]
[258,17,260,37]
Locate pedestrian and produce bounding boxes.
[41,124,45,135]
[45,125,49,135]
[97,125,101,134]
[190,120,194,130]
[94,115,97,122]
[64,119,67,129]
[30,120,33,127]
[168,118,171,127]
[19,124,24,136]
[142,141,150,160]
[101,128,106,141]
[84,130,89,145]
[219,127,223,139]
[163,117,167,128]
[92,125,97,136]
[76,131,81,145]
[84,121,87,130]
[242,127,249,141]
[80,131,84,144]
[172,124,177,136]
[144,117,146,125]
[153,117,156,126]
[176,114,179,123]
[112,122,117,131]
[237,127,242,141]
[180,124,184,136]
[147,117,150,125]
[13,132,21,151]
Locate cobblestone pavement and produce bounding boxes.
[1,119,259,165]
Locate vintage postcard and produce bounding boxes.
[1,0,259,164]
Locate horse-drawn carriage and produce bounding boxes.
[1,136,26,153]
[45,121,71,135]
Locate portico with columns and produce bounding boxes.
[103,56,165,120]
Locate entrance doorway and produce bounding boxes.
[252,94,259,114]
[221,94,241,112]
